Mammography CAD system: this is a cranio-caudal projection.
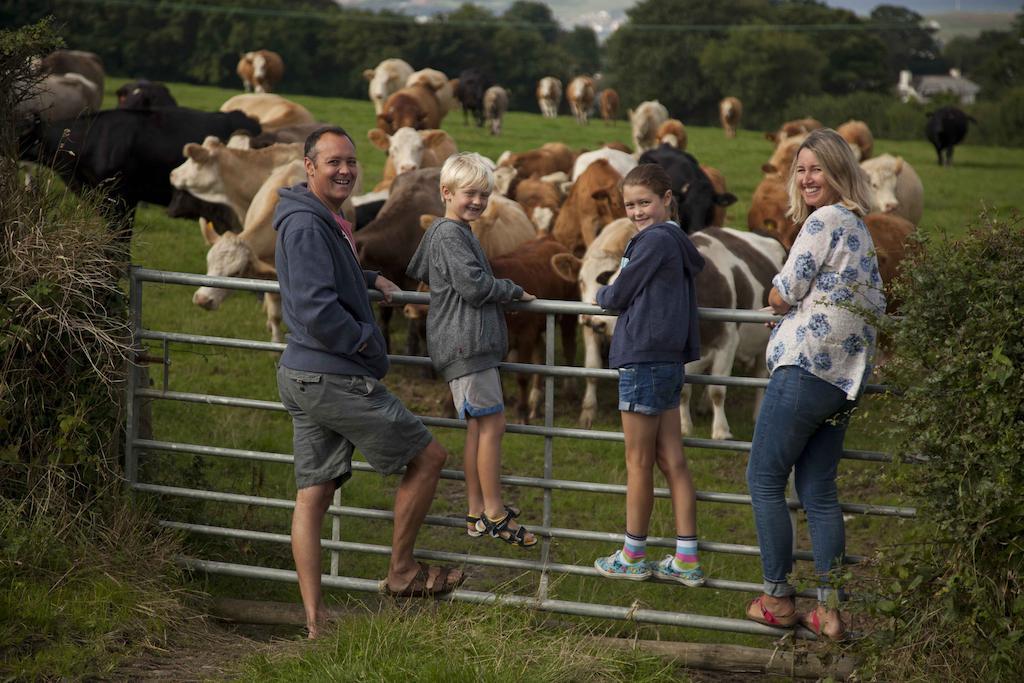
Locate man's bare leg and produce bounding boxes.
[292,481,335,638]
[387,439,456,589]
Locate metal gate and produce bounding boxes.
[126,266,914,640]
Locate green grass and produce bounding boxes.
[104,76,1020,659]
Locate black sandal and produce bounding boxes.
[479,510,537,547]
[467,505,520,538]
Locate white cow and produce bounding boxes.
[860,154,923,226]
[567,76,595,126]
[571,147,637,181]
[536,77,562,118]
[406,68,456,115]
[363,58,414,116]
[629,100,670,154]
[366,127,457,191]
[552,220,786,436]
[219,93,315,132]
[192,160,306,343]
[15,73,100,123]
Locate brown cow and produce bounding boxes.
[599,88,619,124]
[496,142,576,179]
[766,117,823,146]
[39,49,104,96]
[719,96,742,138]
[838,119,874,161]
[567,76,595,125]
[376,83,444,134]
[219,93,315,132]
[748,173,795,240]
[511,176,564,232]
[491,236,579,422]
[762,133,806,177]
[551,158,625,256]
[656,118,688,151]
[700,165,730,227]
[236,50,284,93]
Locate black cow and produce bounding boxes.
[166,189,243,234]
[116,80,178,109]
[19,107,261,238]
[926,106,975,166]
[638,144,737,234]
[454,68,493,127]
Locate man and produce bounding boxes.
[273,126,463,639]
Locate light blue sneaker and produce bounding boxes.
[650,555,706,587]
[594,550,652,581]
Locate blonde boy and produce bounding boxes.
[406,152,538,547]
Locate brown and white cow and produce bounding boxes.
[219,93,315,132]
[367,127,457,191]
[497,142,576,179]
[536,77,562,118]
[406,68,456,116]
[656,118,687,151]
[376,83,444,134]
[567,76,595,126]
[16,73,100,123]
[191,159,306,343]
[600,88,620,124]
[719,97,742,139]
[236,50,284,93]
[484,85,509,136]
[766,117,823,146]
[364,58,414,116]
[417,193,537,259]
[39,49,104,96]
[511,175,565,232]
[553,158,627,256]
[748,172,795,240]
[837,119,874,161]
[170,137,305,225]
[552,219,786,436]
[762,133,806,177]
[860,154,924,225]
[629,100,670,154]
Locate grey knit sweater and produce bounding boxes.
[407,217,523,381]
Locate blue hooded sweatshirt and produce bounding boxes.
[596,222,705,368]
[273,182,386,378]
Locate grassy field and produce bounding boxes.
[105,77,1019,661]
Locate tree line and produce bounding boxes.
[1,0,1021,126]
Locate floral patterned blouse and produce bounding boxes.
[767,204,887,399]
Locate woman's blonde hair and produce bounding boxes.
[440,152,494,197]
[785,128,872,224]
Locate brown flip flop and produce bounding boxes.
[381,562,465,598]
[746,595,799,628]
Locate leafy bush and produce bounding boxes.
[1,21,131,487]
[860,213,1024,680]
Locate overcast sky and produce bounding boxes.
[825,0,1019,14]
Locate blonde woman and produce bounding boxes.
[744,129,886,640]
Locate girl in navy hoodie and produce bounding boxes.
[593,164,707,587]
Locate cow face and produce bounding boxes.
[170,138,229,204]
[862,155,904,214]
[576,250,622,336]
[193,232,274,310]
[387,127,425,174]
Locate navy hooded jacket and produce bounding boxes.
[596,222,704,368]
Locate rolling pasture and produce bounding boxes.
[112,77,1021,647]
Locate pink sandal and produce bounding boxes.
[746,595,799,628]
[799,607,847,641]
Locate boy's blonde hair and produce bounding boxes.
[440,152,494,196]
[786,128,872,225]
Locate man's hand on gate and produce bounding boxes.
[374,275,401,303]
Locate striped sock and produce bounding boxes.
[672,535,699,570]
[621,532,647,564]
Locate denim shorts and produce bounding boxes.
[277,365,433,489]
[618,362,684,415]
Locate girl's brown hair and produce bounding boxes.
[785,128,872,224]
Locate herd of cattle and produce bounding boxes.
[16,49,979,435]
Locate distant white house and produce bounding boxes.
[898,68,981,105]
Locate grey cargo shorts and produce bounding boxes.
[277,365,433,489]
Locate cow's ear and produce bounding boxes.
[894,156,904,173]
[591,188,609,202]
[419,214,436,231]
[761,163,777,175]
[183,143,210,162]
[765,132,778,144]
[363,68,375,81]
[250,258,277,280]
[550,253,582,283]
[420,129,445,146]
[367,128,390,151]
[200,218,220,246]
[715,192,738,207]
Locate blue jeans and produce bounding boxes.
[746,365,857,603]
